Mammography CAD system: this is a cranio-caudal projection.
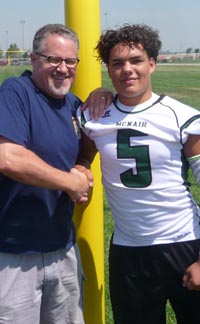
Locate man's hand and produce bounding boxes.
[81,87,113,120]
[67,168,91,204]
[74,162,94,188]
[183,260,200,290]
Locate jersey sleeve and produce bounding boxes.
[161,96,200,144]
[181,115,200,144]
[76,106,91,137]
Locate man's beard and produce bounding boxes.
[48,80,72,98]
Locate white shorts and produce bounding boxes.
[0,244,85,324]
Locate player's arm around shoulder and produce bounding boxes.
[81,87,114,120]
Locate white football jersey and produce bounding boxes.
[78,93,200,246]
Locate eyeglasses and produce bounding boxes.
[35,52,80,68]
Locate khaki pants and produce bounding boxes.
[0,244,85,324]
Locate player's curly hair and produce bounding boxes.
[95,24,162,63]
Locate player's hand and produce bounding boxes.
[81,87,113,120]
[183,260,200,290]
[74,163,94,188]
[67,168,91,204]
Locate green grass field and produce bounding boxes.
[1,64,200,324]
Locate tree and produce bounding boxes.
[186,47,192,54]
[0,47,3,59]
[23,50,31,58]
[6,43,20,58]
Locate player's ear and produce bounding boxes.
[107,64,111,78]
[149,57,156,74]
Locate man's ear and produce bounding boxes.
[30,52,36,64]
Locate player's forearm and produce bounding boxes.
[77,131,98,165]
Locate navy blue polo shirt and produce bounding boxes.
[0,70,82,253]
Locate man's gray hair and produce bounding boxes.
[32,23,79,53]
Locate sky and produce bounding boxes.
[0,0,200,53]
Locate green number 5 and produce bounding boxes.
[117,129,152,188]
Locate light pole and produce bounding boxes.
[104,11,108,28]
[20,20,26,50]
[5,30,8,50]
